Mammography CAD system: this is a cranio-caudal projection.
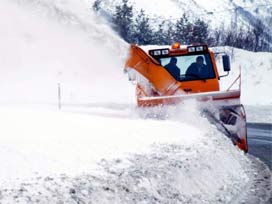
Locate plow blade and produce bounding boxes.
[137,90,240,106]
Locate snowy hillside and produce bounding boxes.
[91,0,272,29]
[0,0,271,203]
[91,0,272,50]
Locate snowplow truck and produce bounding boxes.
[124,42,248,152]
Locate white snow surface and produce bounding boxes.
[0,0,270,203]
[213,47,272,106]
[0,104,253,204]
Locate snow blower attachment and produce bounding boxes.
[124,43,248,152]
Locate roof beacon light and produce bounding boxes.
[172,42,181,49]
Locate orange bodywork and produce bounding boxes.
[125,45,183,96]
[125,44,222,106]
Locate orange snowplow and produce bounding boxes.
[124,43,248,152]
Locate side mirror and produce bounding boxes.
[222,55,231,72]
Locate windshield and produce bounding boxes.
[158,54,215,81]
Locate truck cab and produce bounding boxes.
[148,43,220,94]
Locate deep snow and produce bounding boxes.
[0,104,253,204]
[0,0,271,203]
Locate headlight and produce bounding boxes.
[153,50,161,56]
[188,47,196,52]
[161,49,169,55]
[196,46,204,51]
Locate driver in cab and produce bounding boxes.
[164,57,180,81]
[186,56,209,78]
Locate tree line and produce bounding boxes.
[93,0,271,52]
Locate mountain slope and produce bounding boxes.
[92,0,272,29]
[92,0,272,50]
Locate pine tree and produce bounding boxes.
[153,21,172,45]
[132,9,153,45]
[242,28,255,51]
[191,19,210,44]
[164,22,175,44]
[92,0,102,11]
[112,0,133,42]
[212,24,226,47]
[253,19,264,52]
[174,14,192,44]
[224,30,236,47]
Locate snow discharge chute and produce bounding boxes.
[124,43,248,152]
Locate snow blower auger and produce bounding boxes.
[124,43,248,152]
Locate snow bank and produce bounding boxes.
[0,104,252,204]
[215,47,272,106]
[212,46,272,121]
